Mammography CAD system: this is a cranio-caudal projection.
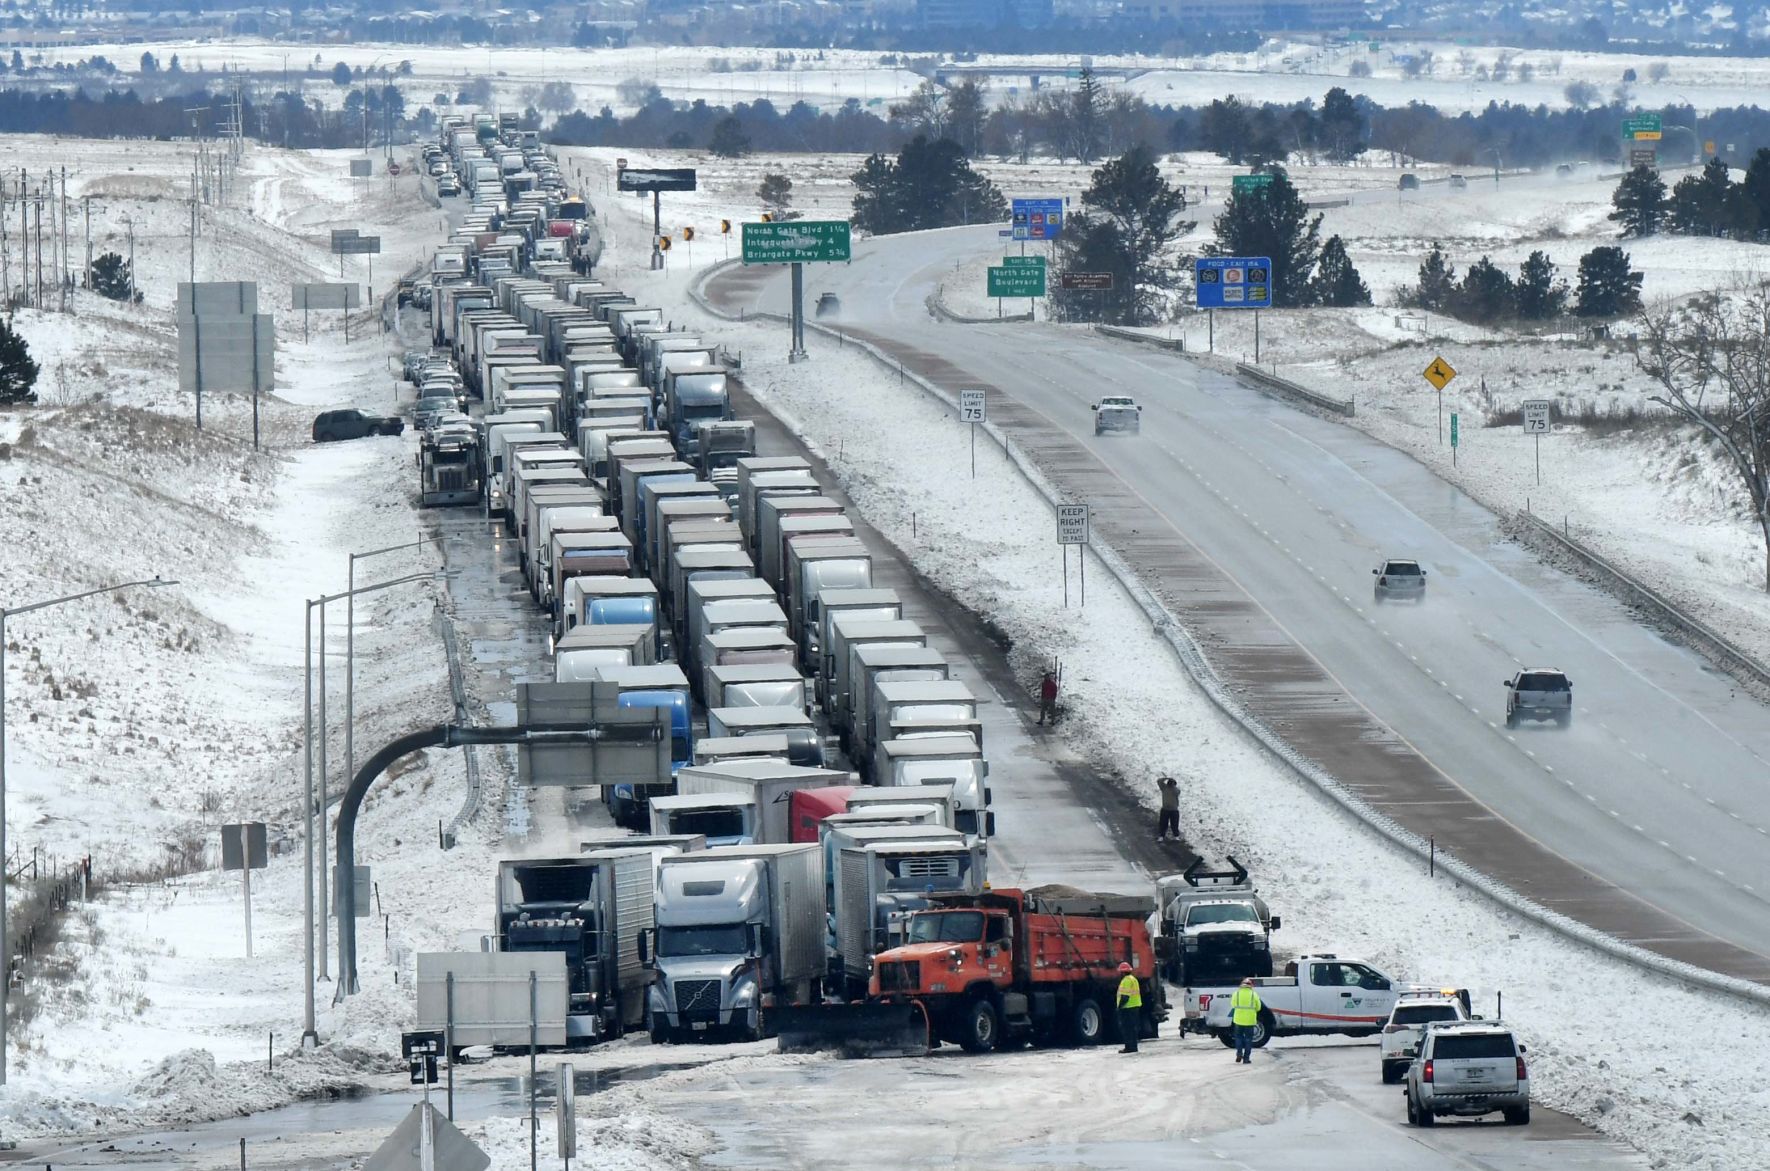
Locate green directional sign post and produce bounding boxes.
[1232,173,1274,195]
[740,220,852,363]
[1450,411,1460,467]
[988,263,1046,317]
[1622,113,1662,141]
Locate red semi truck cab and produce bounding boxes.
[789,785,853,842]
[867,886,1164,1053]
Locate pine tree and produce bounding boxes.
[1210,168,1321,308]
[1072,68,1104,164]
[708,115,751,158]
[1609,164,1668,237]
[1311,235,1371,307]
[0,318,39,405]
[1454,256,1517,322]
[1575,246,1643,317]
[89,251,134,301]
[757,173,794,219]
[1668,157,1733,236]
[1740,148,1770,241]
[847,137,1006,236]
[1515,250,1568,320]
[1317,87,1366,164]
[1416,243,1456,310]
[1055,145,1191,325]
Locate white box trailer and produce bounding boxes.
[811,589,903,681]
[693,734,790,768]
[826,618,928,732]
[649,792,758,846]
[706,663,807,711]
[868,680,978,767]
[674,759,851,845]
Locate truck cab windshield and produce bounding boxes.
[656,923,748,957]
[1185,903,1259,926]
[907,910,985,944]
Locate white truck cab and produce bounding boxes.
[1092,395,1142,435]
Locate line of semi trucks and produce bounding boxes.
[407,134,1420,1059]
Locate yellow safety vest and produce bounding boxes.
[1117,973,1142,1009]
[1230,986,1262,1026]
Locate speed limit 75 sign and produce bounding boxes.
[1521,399,1552,433]
[960,389,987,422]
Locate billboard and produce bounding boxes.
[616,167,698,193]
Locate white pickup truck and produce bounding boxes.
[1188,953,1416,1048]
[1091,395,1141,435]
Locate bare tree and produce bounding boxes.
[1636,288,1770,590]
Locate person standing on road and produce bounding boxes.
[1230,976,1263,1064]
[1116,962,1142,1054]
[1157,777,1180,841]
[1037,670,1059,726]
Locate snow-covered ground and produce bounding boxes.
[46,38,1770,117]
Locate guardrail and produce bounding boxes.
[1514,509,1770,693]
[1234,362,1356,417]
[1094,324,1184,351]
[687,257,1770,1006]
[927,287,1032,325]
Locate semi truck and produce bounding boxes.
[673,759,850,844]
[494,850,656,1043]
[643,843,825,1043]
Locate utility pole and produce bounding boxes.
[82,196,90,294]
[58,167,67,313]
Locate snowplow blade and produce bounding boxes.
[772,1002,929,1058]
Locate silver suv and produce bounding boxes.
[1405,1021,1530,1126]
[1372,558,1426,602]
[1504,668,1572,729]
[1380,990,1468,1083]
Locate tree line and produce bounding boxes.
[1610,153,1770,239]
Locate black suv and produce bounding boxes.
[313,409,404,443]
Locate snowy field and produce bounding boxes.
[41,38,1770,117]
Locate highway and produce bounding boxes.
[704,225,1770,984]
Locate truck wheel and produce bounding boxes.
[1504,1104,1530,1126]
[1215,1029,1236,1048]
[1070,997,1105,1046]
[1412,1094,1435,1127]
[1557,712,1572,729]
[1505,709,1518,729]
[1249,1013,1273,1048]
[1381,1060,1404,1084]
[959,999,999,1054]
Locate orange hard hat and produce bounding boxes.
[1118,961,1132,973]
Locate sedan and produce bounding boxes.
[313,409,404,443]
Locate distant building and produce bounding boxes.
[1117,0,1364,25]
[918,0,1052,27]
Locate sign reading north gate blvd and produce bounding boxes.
[1623,113,1662,141]
[741,220,852,264]
[988,265,1046,298]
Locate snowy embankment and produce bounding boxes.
[0,140,517,1136]
[679,286,1770,1169]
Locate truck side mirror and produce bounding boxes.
[1089,403,1098,411]
[636,929,650,964]
[1371,568,1379,574]
[985,812,997,838]
[1269,915,1281,931]
[983,786,993,805]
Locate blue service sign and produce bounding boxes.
[1011,197,1064,240]
[1195,256,1271,309]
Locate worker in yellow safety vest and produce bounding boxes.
[1116,962,1143,1054]
[1230,976,1263,1064]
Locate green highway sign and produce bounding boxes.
[741,219,852,264]
[988,265,1047,298]
[1002,255,1047,269]
[1232,174,1274,193]
[1623,113,1662,140]
[1450,412,1460,447]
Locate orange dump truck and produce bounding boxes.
[865,885,1165,1054]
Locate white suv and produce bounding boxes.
[1405,1021,1530,1126]
[1372,558,1426,602]
[1380,990,1468,1083]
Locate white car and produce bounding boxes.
[1405,1020,1530,1126]
[1380,990,1468,1083]
[1372,558,1427,602]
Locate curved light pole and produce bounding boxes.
[303,569,443,1046]
[0,576,176,1084]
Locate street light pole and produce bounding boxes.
[302,570,441,1034]
[0,576,175,1085]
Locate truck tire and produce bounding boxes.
[1250,1012,1274,1048]
[1215,1029,1236,1048]
[959,998,999,1054]
[1070,997,1106,1046]
[1504,1104,1531,1126]
[1381,1060,1405,1084]
[1505,708,1518,729]
[1411,1093,1435,1127]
